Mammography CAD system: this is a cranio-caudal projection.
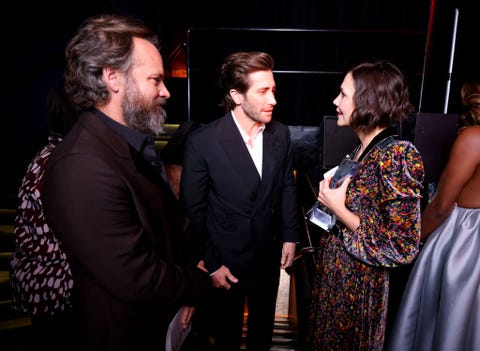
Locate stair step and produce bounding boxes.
[0,270,11,301]
[0,224,14,234]
[0,319,32,351]
[0,316,31,331]
[0,209,16,223]
[0,251,12,271]
[0,225,15,252]
[0,299,28,321]
[239,318,299,350]
[0,316,32,350]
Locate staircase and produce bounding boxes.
[269,270,301,351]
[270,316,300,351]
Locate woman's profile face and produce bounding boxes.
[333,72,356,127]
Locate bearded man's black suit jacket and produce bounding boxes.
[42,110,211,351]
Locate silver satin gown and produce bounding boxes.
[387,204,480,351]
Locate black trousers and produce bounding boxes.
[193,268,280,351]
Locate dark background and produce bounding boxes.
[2,0,478,206]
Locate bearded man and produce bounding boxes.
[41,14,211,351]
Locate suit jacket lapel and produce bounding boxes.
[217,114,261,190]
[216,113,280,214]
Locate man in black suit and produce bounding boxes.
[180,51,300,351]
[42,14,211,351]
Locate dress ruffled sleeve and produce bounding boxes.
[342,141,425,267]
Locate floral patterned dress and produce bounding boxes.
[309,134,424,351]
[9,136,74,316]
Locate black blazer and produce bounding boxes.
[180,112,300,285]
[42,111,211,351]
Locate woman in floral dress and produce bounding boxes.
[309,61,425,351]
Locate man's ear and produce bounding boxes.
[229,89,243,105]
[102,66,122,93]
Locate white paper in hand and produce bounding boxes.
[165,307,192,351]
[323,166,339,179]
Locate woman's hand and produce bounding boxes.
[318,176,360,232]
[317,176,350,213]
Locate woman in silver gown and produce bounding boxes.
[387,80,480,351]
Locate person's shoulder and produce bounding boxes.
[23,142,57,174]
[378,139,424,172]
[457,125,480,138]
[189,115,228,137]
[389,138,419,154]
[378,139,425,188]
[454,125,480,148]
[33,141,57,159]
[371,136,416,157]
[188,119,214,137]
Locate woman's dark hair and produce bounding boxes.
[349,61,415,132]
[45,86,78,138]
[219,51,274,111]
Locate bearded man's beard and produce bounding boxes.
[122,82,167,136]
